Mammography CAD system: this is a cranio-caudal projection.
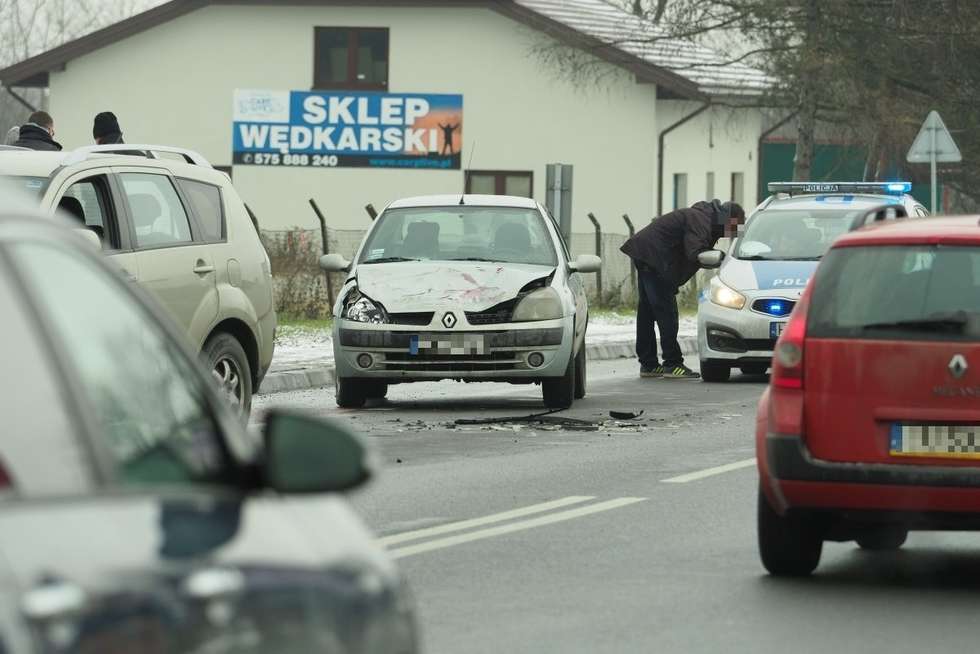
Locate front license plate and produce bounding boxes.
[409,334,485,355]
[890,424,980,459]
[770,322,786,339]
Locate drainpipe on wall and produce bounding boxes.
[3,86,38,113]
[756,111,798,200]
[657,102,710,216]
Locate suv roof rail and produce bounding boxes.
[850,204,909,231]
[63,144,212,167]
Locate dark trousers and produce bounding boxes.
[636,269,683,369]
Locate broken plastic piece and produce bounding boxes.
[609,410,644,420]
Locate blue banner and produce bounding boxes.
[232,89,463,170]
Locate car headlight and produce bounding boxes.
[343,289,387,323]
[512,287,563,322]
[709,277,746,310]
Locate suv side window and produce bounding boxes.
[177,178,225,242]
[62,176,122,250]
[9,241,233,488]
[120,173,194,248]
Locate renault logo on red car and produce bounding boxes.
[949,354,968,379]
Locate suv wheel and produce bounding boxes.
[758,487,823,576]
[365,381,389,400]
[573,347,587,399]
[336,377,367,408]
[542,351,576,409]
[700,359,731,382]
[856,527,908,551]
[203,333,253,417]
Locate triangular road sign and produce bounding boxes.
[907,111,962,163]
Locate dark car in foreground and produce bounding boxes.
[0,204,417,652]
[756,214,980,576]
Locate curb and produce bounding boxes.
[257,334,699,396]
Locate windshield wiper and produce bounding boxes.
[447,257,499,262]
[862,315,968,333]
[361,256,419,264]
[739,255,773,261]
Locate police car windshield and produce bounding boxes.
[359,206,558,266]
[735,209,859,261]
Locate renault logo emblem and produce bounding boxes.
[442,312,457,329]
[949,354,968,379]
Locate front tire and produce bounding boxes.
[573,346,587,399]
[203,333,253,417]
[700,359,731,383]
[336,377,367,408]
[543,351,576,409]
[758,488,823,576]
[365,381,389,400]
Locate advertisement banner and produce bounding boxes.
[232,89,463,170]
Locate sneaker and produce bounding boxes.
[640,366,666,378]
[663,364,701,380]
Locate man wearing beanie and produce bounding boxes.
[93,111,124,144]
[621,199,745,380]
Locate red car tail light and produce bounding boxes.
[771,288,810,390]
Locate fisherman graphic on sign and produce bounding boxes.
[439,122,459,155]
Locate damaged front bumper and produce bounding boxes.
[332,317,573,382]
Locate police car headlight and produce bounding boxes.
[343,289,387,324]
[512,288,563,322]
[709,277,746,310]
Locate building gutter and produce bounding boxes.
[657,102,710,216]
[3,86,37,113]
[756,111,798,201]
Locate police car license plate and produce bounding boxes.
[409,334,485,355]
[770,322,786,339]
[890,424,980,459]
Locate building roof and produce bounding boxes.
[0,0,769,100]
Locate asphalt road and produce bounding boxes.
[253,357,980,654]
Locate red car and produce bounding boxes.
[756,214,980,575]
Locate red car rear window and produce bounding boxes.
[808,245,980,341]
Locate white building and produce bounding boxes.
[0,0,767,242]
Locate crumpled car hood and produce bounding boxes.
[354,261,555,311]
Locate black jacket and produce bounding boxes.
[620,201,726,288]
[13,123,62,151]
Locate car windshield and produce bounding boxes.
[808,245,980,339]
[735,208,865,260]
[0,175,46,199]
[358,206,558,266]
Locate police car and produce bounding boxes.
[697,182,928,382]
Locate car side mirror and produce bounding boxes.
[263,410,373,494]
[319,253,351,272]
[698,250,725,269]
[568,254,601,274]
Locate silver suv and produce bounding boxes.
[0,144,275,414]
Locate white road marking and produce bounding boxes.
[661,458,756,483]
[377,496,595,547]
[387,497,647,559]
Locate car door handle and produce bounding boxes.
[193,260,215,275]
[21,581,87,621]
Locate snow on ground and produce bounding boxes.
[269,312,697,374]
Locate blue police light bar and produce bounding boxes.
[768,182,912,196]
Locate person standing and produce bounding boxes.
[13,111,62,151]
[621,200,745,379]
[93,111,125,144]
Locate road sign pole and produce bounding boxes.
[931,124,937,213]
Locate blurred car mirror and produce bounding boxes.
[320,253,351,272]
[698,250,726,268]
[263,410,373,493]
[74,228,102,250]
[569,254,601,273]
